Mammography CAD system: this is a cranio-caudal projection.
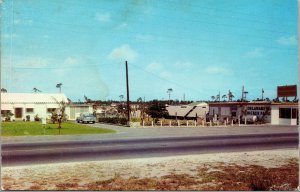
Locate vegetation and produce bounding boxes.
[54,160,298,190]
[98,117,127,125]
[2,111,14,121]
[146,101,169,119]
[2,121,115,136]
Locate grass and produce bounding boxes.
[1,121,116,136]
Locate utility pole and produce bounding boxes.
[262,88,264,101]
[125,61,130,126]
[183,93,185,102]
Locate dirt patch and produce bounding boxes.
[2,149,299,190]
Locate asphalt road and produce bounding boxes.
[2,124,299,166]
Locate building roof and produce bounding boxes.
[209,101,298,107]
[188,102,208,107]
[1,93,68,104]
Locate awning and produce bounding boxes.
[1,104,13,110]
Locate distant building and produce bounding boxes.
[1,93,93,121]
[166,102,209,120]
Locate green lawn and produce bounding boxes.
[1,121,116,136]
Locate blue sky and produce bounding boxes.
[1,0,298,101]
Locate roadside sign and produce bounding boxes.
[277,85,297,97]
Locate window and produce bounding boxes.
[1,110,11,115]
[279,108,291,119]
[47,108,57,113]
[26,108,34,113]
[292,108,298,119]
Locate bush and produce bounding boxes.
[26,115,30,121]
[34,114,40,122]
[98,117,127,125]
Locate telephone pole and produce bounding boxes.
[125,61,130,126]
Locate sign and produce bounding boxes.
[277,85,297,97]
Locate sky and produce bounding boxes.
[1,0,298,102]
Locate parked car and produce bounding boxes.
[76,113,96,124]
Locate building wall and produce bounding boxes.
[271,106,279,125]
[1,103,94,121]
[278,118,297,125]
[67,105,93,120]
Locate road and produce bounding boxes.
[2,124,299,166]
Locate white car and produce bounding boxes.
[76,113,96,124]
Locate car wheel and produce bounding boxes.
[92,121,95,124]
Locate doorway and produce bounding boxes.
[15,108,23,118]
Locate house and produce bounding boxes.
[1,93,93,121]
[166,102,209,120]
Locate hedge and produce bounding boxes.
[98,117,127,125]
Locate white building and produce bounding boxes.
[166,102,209,119]
[1,93,93,121]
[208,101,298,125]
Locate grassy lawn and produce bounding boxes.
[1,121,116,136]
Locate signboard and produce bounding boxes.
[277,85,297,97]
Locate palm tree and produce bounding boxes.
[211,96,215,101]
[1,88,7,92]
[137,97,143,102]
[167,88,173,103]
[119,94,124,102]
[228,90,234,101]
[33,87,41,93]
[222,94,227,101]
[56,83,62,93]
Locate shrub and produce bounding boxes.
[26,115,30,121]
[98,117,127,125]
[34,114,40,122]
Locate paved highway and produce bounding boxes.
[2,128,298,166]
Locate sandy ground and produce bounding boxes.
[1,148,299,190]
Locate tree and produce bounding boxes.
[84,95,92,103]
[51,96,67,129]
[119,94,124,102]
[33,88,41,93]
[146,101,169,119]
[56,83,62,93]
[137,97,145,121]
[167,88,173,103]
[228,90,234,101]
[1,88,7,92]
[211,96,215,101]
[222,94,227,101]
[216,94,220,102]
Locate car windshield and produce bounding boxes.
[83,114,94,117]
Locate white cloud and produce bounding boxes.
[119,22,128,28]
[276,35,297,46]
[136,34,153,42]
[13,19,32,25]
[145,62,162,72]
[2,33,18,39]
[205,66,231,75]
[160,71,172,79]
[245,48,263,58]
[145,62,172,79]
[108,44,138,62]
[174,61,193,69]
[18,57,49,68]
[64,57,78,65]
[96,13,111,22]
